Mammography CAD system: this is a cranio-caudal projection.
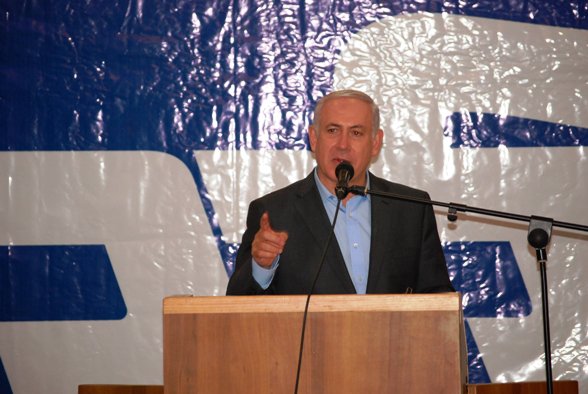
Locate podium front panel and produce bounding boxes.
[163,294,466,394]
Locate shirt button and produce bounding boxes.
[353,243,358,248]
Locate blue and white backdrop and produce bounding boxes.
[1,1,587,393]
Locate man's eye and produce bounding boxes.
[327,128,338,134]
[351,129,363,137]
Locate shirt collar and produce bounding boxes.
[313,167,370,205]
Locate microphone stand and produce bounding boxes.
[348,185,588,394]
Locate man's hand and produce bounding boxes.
[252,212,289,268]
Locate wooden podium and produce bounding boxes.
[163,293,467,394]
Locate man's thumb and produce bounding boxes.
[260,212,271,231]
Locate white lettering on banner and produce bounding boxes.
[0,151,227,394]
[332,13,588,385]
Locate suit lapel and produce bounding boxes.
[293,172,356,293]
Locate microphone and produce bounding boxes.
[335,161,354,200]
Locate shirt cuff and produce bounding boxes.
[251,256,280,290]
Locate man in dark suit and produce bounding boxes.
[226,89,453,295]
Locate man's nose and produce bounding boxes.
[336,131,350,149]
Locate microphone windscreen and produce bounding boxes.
[335,161,354,180]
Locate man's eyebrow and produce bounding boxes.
[324,122,341,128]
[324,123,366,129]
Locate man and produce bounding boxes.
[226,89,453,295]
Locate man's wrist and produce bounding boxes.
[251,256,279,289]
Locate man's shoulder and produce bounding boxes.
[251,172,315,205]
[369,173,430,199]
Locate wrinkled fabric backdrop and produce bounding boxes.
[1,1,587,393]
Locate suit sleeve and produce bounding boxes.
[226,200,271,295]
[415,193,455,293]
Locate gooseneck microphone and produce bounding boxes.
[335,161,354,200]
[293,190,345,393]
[294,162,353,393]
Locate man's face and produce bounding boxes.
[309,97,383,194]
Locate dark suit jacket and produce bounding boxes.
[226,171,454,295]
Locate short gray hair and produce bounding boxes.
[312,89,380,135]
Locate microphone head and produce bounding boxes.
[335,161,354,180]
[335,161,354,200]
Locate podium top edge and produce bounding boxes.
[163,293,461,314]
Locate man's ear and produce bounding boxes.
[308,125,317,152]
[372,128,384,156]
